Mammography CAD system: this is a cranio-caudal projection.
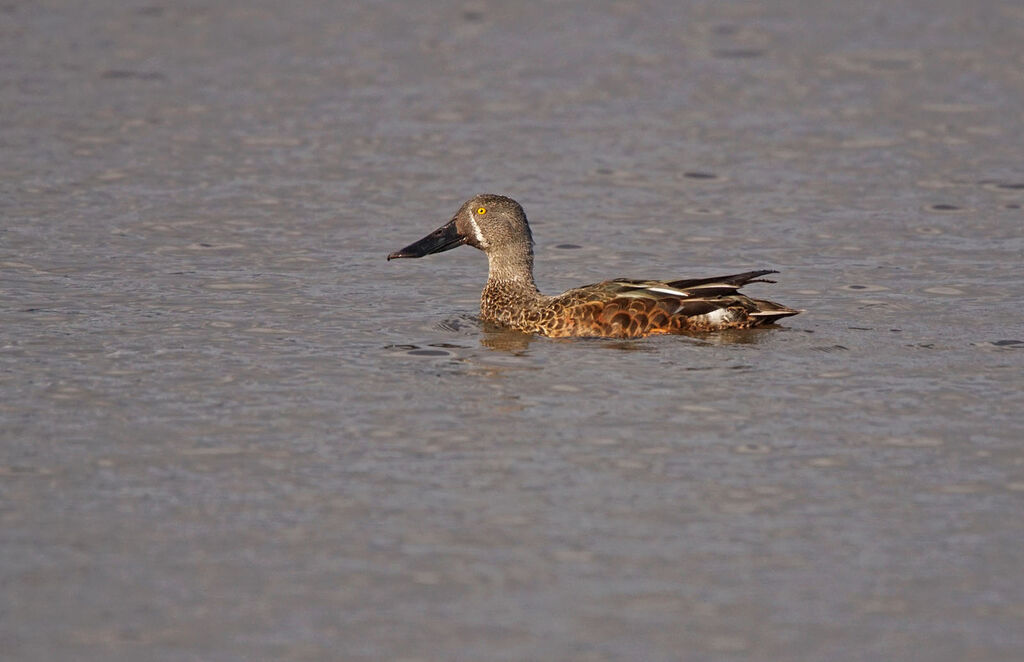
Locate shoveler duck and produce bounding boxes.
[387,194,801,338]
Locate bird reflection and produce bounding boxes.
[478,321,780,352]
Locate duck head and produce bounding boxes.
[387,194,534,261]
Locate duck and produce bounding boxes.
[387,194,800,338]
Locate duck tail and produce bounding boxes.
[748,298,803,325]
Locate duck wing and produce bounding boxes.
[547,270,798,337]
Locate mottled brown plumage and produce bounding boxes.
[388,194,801,338]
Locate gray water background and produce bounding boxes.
[2,1,1023,660]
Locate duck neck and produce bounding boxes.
[484,242,540,296]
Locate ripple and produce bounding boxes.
[435,316,478,333]
[184,242,247,251]
[936,484,985,494]
[973,339,1024,349]
[383,342,461,357]
[840,137,900,148]
[241,136,302,147]
[406,349,453,357]
[204,281,273,290]
[0,465,53,476]
[712,49,765,59]
[827,51,922,73]
[921,102,985,113]
[734,443,772,454]
[878,436,943,447]
[980,180,1024,192]
[591,168,640,180]
[101,69,166,81]
[916,179,960,190]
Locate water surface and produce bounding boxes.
[2,1,1023,660]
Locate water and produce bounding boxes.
[3,1,1023,660]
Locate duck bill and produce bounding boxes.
[387,219,467,260]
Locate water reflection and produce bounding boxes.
[477,323,782,352]
[683,327,780,346]
[479,324,536,353]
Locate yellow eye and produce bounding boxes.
[476,207,487,215]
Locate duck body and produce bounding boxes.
[479,272,797,338]
[388,194,800,338]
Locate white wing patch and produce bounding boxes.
[686,282,740,290]
[646,286,689,297]
[704,308,732,324]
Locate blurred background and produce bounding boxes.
[2,1,1023,661]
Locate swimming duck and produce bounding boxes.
[387,194,800,338]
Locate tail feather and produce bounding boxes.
[667,269,779,291]
[748,298,802,325]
